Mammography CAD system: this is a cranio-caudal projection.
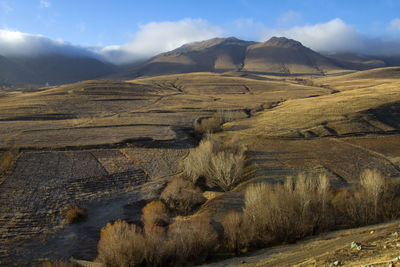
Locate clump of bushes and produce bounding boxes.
[332,169,400,227]
[194,116,221,134]
[222,210,246,255]
[160,175,206,215]
[168,215,218,265]
[42,261,76,267]
[182,135,247,191]
[97,212,218,266]
[97,167,400,266]
[240,173,333,246]
[97,220,145,267]
[65,205,86,224]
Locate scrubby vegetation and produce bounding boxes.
[160,175,206,215]
[0,148,20,180]
[97,214,217,266]
[182,135,247,191]
[64,205,87,224]
[96,167,400,267]
[95,127,400,267]
[194,116,221,134]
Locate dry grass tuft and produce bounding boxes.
[65,205,86,224]
[160,175,206,215]
[0,148,20,180]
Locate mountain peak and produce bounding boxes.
[264,36,303,48]
[171,37,253,54]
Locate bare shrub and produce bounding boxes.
[143,225,170,267]
[194,116,221,134]
[216,109,245,123]
[97,220,145,267]
[142,200,170,229]
[206,149,246,191]
[65,205,86,224]
[167,215,218,264]
[243,173,333,246]
[360,169,386,219]
[332,169,390,226]
[222,210,245,255]
[182,136,217,184]
[42,261,76,267]
[160,175,206,215]
[0,148,20,178]
[182,135,247,191]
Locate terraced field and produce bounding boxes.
[1,68,400,264]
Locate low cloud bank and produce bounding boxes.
[1,17,400,65]
[264,18,400,56]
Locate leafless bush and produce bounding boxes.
[222,210,246,255]
[97,220,145,267]
[206,149,246,191]
[242,172,333,246]
[160,175,206,215]
[194,116,221,134]
[167,215,218,264]
[332,169,391,226]
[182,136,217,184]
[182,135,247,191]
[360,169,386,218]
[0,148,20,178]
[216,109,245,123]
[142,200,170,230]
[65,205,86,224]
[42,261,76,267]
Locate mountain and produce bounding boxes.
[325,53,388,70]
[121,37,256,78]
[0,54,117,87]
[243,37,344,75]
[122,37,347,78]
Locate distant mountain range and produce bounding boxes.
[119,37,400,79]
[1,36,400,86]
[0,54,117,87]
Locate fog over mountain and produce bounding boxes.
[1,18,400,65]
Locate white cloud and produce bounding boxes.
[264,18,364,53]
[0,29,95,57]
[98,18,223,64]
[40,0,51,8]
[261,18,400,55]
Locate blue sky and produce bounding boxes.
[1,0,400,63]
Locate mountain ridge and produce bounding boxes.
[2,36,400,86]
[122,36,349,79]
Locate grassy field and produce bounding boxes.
[1,68,400,264]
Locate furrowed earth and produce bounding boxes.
[1,68,400,265]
